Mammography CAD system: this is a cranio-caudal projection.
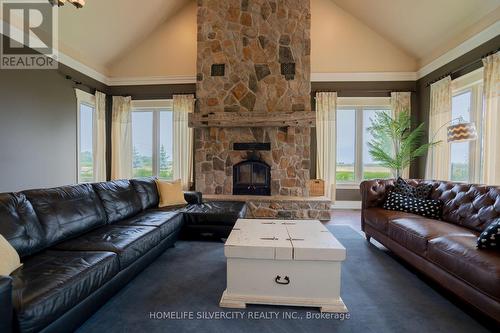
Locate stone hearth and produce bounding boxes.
[204,195,331,221]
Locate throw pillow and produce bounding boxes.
[393,177,433,200]
[383,191,443,219]
[477,219,500,250]
[155,179,188,208]
[0,234,22,276]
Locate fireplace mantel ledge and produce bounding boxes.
[188,111,316,128]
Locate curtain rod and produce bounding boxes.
[425,47,499,87]
[64,75,99,93]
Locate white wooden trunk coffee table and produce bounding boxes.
[219,219,348,313]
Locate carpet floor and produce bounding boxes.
[77,226,489,333]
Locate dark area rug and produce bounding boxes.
[77,225,489,333]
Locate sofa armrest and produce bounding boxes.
[184,191,203,205]
[360,179,395,210]
[0,276,13,333]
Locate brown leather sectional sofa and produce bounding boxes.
[360,179,500,323]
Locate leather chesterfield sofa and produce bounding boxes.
[360,179,500,323]
[0,178,246,333]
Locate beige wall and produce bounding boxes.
[108,2,197,78]
[109,0,418,78]
[311,0,417,73]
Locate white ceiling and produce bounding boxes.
[57,0,192,73]
[331,0,500,62]
[52,0,500,76]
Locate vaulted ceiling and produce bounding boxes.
[49,0,500,77]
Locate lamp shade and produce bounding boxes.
[447,122,477,142]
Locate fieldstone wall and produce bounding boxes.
[196,0,311,113]
[195,0,312,196]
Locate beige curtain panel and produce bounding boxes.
[391,91,411,178]
[93,91,107,182]
[482,52,500,186]
[173,94,195,190]
[425,77,452,181]
[316,91,337,201]
[111,96,133,180]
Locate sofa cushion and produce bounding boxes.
[53,225,161,269]
[11,250,119,333]
[130,178,159,210]
[180,201,247,227]
[388,218,475,256]
[363,207,422,233]
[383,191,443,219]
[23,184,107,248]
[93,180,143,224]
[0,193,45,257]
[116,210,184,238]
[427,235,500,301]
[477,218,500,250]
[394,177,432,199]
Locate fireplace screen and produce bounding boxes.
[233,160,271,196]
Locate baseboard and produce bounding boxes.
[331,201,361,210]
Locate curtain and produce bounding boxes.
[111,96,132,180]
[425,77,452,180]
[482,52,500,186]
[173,94,194,190]
[391,91,412,178]
[316,92,337,201]
[93,91,107,181]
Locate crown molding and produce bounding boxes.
[311,72,418,82]
[106,75,197,86]
[417,21,500,79]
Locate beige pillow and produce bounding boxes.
[0,234,22,276]
[156,179,188,208]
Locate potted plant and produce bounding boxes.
[367,110,438,178]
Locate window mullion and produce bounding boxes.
[355,107,363,183]
[152,110,160,177]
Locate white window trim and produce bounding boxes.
[75,89,96,183]
[131,99,174,179]
[450,68,484,183]
[336,98,392,186]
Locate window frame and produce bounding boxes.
[450,68,484,183]
[336,97,392,188]
[131,99,174,179]
[75,89,96,183]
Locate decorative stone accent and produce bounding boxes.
[204,194,332,221]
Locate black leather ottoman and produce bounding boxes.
[179,201,247,239]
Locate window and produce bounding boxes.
[450,69,484,183]
[76,90,96,183]
[336,98,393,185]
[131,100,174,180]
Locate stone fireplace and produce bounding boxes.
[191,0,331,220]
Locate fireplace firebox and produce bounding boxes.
[233,158,271,196]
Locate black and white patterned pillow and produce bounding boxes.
[383,191,443,219]
[393,177,433,200]
[477,219,500,250]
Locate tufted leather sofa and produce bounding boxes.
[0,178,246,333]
[360,179,500,323]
